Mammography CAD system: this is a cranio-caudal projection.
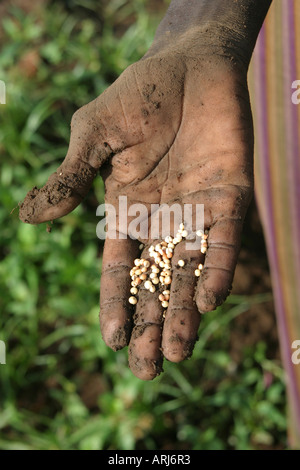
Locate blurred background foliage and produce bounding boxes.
[0,0,287,450]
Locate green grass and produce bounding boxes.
[0,0,287,450]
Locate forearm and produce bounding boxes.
[146,0,272,68]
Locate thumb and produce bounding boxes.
[19,98,114,224]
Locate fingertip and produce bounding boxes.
[195,268,232,313]
[100,315,132,351]
[162,317,198,362]
[18,168,88,224]
[162,338,196,363]
[195,290,226,313]
[19,189,82,224]
[128,356,163,381]
[128,324,163,380]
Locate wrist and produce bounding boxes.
[145,0,272,69]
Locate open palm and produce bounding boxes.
[20,53,254,380]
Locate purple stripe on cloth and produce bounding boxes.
[254,27,274,234]
[284,0,300,430]
[286,2,300,306]
[254,21,300,421]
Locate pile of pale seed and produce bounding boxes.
[128,224,208,309]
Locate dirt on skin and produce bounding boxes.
[18,13,256,379]
[128,323,164,379]
[18,166,97,223]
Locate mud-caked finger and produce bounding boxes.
[195,217,243,313]
[100,237,140,351]
[162,241,203,362]
[128,280,164,380]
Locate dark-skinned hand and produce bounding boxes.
[19,50,253,380]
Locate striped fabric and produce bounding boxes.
[248,0,300,448]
